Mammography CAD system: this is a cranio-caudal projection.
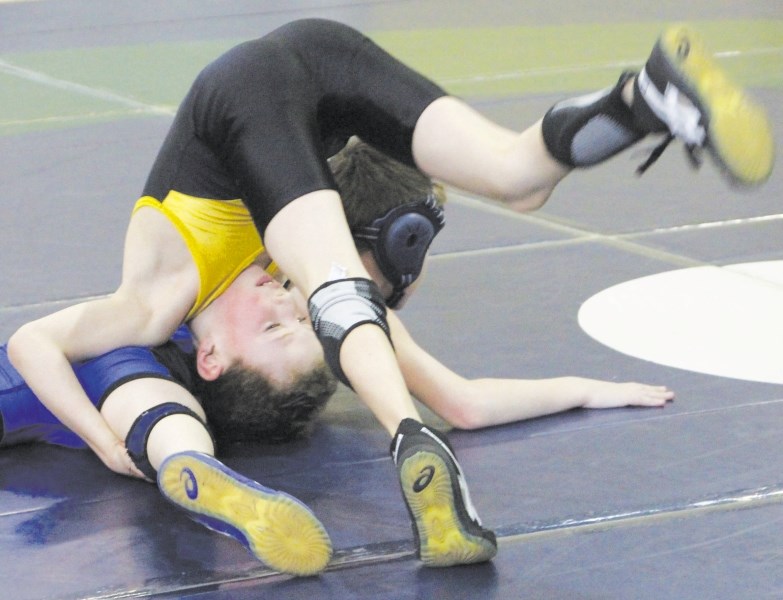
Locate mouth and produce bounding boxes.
[256,273,274,287]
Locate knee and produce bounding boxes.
[308,277,390,386]
[125,402,215,480]
[483,145,559,211]
[504,186,555,212]
[478,168,555,211]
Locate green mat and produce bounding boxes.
[1,19,780,136]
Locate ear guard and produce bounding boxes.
[352,194,445,308]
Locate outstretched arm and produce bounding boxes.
[388,311,673,430]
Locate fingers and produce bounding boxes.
[119,444,149,480]
[583,381,675,409]
[96,439,149,480]
[637,384,675,406]
[126,461,148,480]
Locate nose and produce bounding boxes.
[264,284,298,312]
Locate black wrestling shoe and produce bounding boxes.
[391,419,497,566]
[632,24,774,185]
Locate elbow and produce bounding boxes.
[7,323,40,369]
[421,378,493,431]
[438,396,490,431]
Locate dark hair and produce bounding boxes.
[330,137,446,252]
[197,361,337,445]
[152,341,338,446]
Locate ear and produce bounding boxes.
[195,340,226,381]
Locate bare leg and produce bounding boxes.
[412,96,571,212]
[419,27,777,197]
[102,379,332,575]
[100,378,214,472]
[263,184,499,571]
[263,189,422,435]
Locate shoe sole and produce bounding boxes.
[656,25,774,186]
[158,452,332,576]
[398,450,497,567]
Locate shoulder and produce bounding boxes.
[115,208,198,344]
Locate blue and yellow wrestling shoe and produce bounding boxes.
[391,419,497,567]
[632,25,774,186]
[157,451,332,576]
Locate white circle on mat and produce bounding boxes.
[578,260,783,384]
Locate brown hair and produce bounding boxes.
[197,361,338,445]
[152,341,338,446]
[330,137,446,252]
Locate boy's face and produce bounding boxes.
[200,264,325,388]
[360,251,427,310]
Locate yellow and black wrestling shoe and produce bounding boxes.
[158,451,332,576]
[391,419,497,567]
[633,24,774,185]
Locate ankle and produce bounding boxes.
[541,71,646,168]
[620,75,635,107]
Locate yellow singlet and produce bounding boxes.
[133,191,277,321]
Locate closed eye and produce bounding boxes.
[265,322,280,332]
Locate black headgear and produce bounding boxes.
[352,194,445,309]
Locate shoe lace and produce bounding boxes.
[635,134,703,176]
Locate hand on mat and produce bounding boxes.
[94,438,147,479]
[582,381,674,410]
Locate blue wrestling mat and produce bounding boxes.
[1,1,781,598]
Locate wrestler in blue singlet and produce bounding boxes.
[0,327,193,448]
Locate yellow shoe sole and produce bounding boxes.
[399,450,497,567]
[657,25,774,186]
[158,452,332,576]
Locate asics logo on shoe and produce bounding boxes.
[677,39,690,60]
[412,465,435,493]
[180,467,198,500]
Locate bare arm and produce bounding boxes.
[7,207,196,477]
[7,289,185,476]
[388,311,673,430]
